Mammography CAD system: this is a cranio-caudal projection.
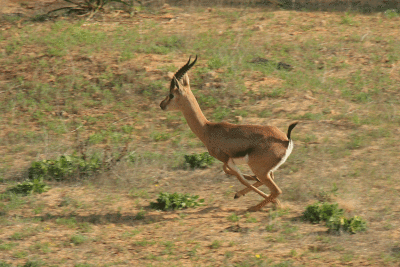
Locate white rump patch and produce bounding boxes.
[232,154,249,165]
[270,140,294,173]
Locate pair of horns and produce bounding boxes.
[170,55,197,90]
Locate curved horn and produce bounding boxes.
[170,55,197,90]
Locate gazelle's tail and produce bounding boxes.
[287,122,298,140]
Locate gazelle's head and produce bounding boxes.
[160,56,197,111]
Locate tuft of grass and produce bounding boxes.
[135,208,146,220]
[23,260,45,267]
[227,213,240,222]
[150,192,204,211]
[56,217,78,228]
[384,9,399,19]
[132,239,156,247]
[0,241,18,251]
[210,240,222,249]
[70,234,88,245]
[267,88,286,98]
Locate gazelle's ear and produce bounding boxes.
[182,73,190,86]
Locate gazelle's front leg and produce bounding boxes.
[224,161,270,200]
[223,164,259,181]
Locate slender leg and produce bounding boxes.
[223,164,259,181]
[234,172,275,199]
[270,172,275,180]
[234,181,263,199]
[247,172,282,212]
[225,160,270,200]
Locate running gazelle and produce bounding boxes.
[160,56,297,211]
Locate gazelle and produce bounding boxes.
[160,56,297,211]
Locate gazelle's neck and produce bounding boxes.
[180,91,209,143]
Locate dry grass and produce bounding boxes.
[0,1,400,266]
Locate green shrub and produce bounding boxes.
[184,152,215,169]
[7,178,50,196]
[28,154,102,181]
[327,215,367,234]
[302,202,344,223]
[150,192,204,211]
[303,202,367,234]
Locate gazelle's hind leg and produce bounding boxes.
[224,161,270,200]
[248,171,282,212]
[234,172,275,199]
[223,165,259,181]
[234,181,263,199]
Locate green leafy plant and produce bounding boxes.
[327,215,367,234]
[7,178,50,196]
[302,202,344,223]
[303,202,367,234]
[184,152,215,169]
[28,154,102,181]
[150,192,204,211]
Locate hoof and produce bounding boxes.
[271,199,281,209]
[234,194,240,199]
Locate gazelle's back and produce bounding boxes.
[205,122,289,159]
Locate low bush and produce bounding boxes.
[150,192,204,211]
[184,152,215,169]
[302,202,344,224]
[7,178,50,196]
[302,202,367,234]
[327,215,367,234]
[28,154,102,181]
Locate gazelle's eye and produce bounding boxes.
[169,94,174,99]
